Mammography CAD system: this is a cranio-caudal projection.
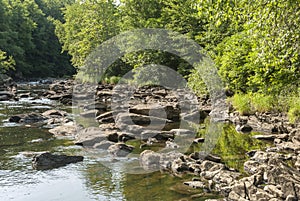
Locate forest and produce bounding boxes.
[0,0,299,120]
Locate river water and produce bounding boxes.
[0,82,267,201]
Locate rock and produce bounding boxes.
[42,109,67,117]
[252,134,288,141]
[165,139,179,149]
[96,111,114,123]
[139,150,161,171]
[129,103,180,121]
[107,142,134,157]
[193,138,205,144]
[48,123,80,137]
[32,152,83,170]
[75,127,117,146]
[184,181,206,189]
[285,195,298,201]
[115,112,174,131]
[118,132,136,142]
[9,115,21,123]
[171,129,195,136]
[116,112,172,126]
[80,109,98,118]
[0,74,16,99]
[295,155,300,170]
[141,130,174,141]
[74,127,104,146]
[0,91,14,100]
[263,185,284,198]
[236,124,253,133]
[9,113,46,123]
[93,140,115,149]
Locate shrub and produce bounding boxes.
[231,93,252,115]
[288,97,300,124]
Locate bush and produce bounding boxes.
[251,93,275,113]
[288,97,300,124]
[230,93,252,115]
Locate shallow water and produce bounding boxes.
[0,83,269,201]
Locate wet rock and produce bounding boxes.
[32,152,83,170]
[0,91,14,100]
[235,124,253,133]
[9,113,46,123]
[108,142,134,157]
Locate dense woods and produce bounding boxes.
[0,0,75,78]
[1,0,299,113]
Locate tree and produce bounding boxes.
[0,50,15,73]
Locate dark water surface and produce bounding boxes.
[0,83,269,201]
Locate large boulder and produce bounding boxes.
[32,152,83,170]
[129,103,180,121]
[74,127,119,146]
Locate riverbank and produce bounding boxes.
[41,80,300,201]
[1,79,299,200]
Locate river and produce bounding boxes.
[0,82,268,201]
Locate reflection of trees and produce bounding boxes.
[195,120,266,172]
[83,162,125,200]
[123,172,198,201]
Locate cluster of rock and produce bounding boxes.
[0,74,16,101]
[38,81,300,200]
[7,79,300,200]
[43,79,74,104]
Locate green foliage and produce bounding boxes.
[55,0,299,98]
[251,93,276,113]
[0,0,74,78]
[187,68,207,97]
[288,97,300,124]
[0,50,15,73]
[55,0,120,68]
[230,93,252,115]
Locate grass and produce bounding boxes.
[230,92,300,124]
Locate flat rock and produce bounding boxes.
[48,123,80,137]
[42,109,67,117]
[9,113,46,123]
[32,152,83,170]
[184,181,206,189]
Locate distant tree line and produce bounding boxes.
[0,0,75,78]
[55,0,299,95]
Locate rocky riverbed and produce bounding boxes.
[2,78,300,201]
